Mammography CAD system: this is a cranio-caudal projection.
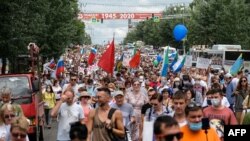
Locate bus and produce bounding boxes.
[223,50,250,72]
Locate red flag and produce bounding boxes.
[98,39,115,74]
[88,48,97,65]
[129,50,140,68]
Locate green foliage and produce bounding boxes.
[124,0,250,50]
[243,112,250,125]
[0,0,91,72]
[188,0,250,49]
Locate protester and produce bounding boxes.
[52,80,62,101]
[203,89,237,139]
[111,90,135,126]
[0,87,12,107]
[126,80,148,141]
[233,76,249,123]
[51,89,84,141]
[154,115,183,141]
[42,85,56,129]
[181,102,220,141]
[78,91,92,123]
[10,116,30,141]
[0,103,28,141]
[87,87,124,141]
[70,121,88,141]
[170,91,188,127]
[62,73,81,95]
[224,73,235,111]
[161,88,173,108]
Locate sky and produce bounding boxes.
[78,0,193,45]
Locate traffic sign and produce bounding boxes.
[153,16,160,22]
[91,17,97,23]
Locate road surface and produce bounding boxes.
[43,120,57,141]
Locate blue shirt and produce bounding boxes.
[226,81,235,105]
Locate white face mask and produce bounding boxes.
[195,80,200,85]
[211,98,220,107]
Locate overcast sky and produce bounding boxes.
[78,0,193,45]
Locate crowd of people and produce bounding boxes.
[0,87,31,141]
[2,45,250,141]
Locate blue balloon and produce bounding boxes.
[156,55,162,62]
[173,24,188,41]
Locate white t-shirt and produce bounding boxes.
[57,102,84,140]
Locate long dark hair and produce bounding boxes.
[236,76,248,90]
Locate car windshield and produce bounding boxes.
[0,76,32,104]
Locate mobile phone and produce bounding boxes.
[202,118,210,130]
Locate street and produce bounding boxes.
[43,120,57,141]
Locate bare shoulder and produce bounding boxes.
[114,109,123,118]
[89,109,96,118]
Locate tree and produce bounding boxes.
[188,0,250,49]
[0,0,91,73]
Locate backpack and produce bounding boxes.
[107,108,130,141]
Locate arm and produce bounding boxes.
[242,95,249,109]
[78,105,85,124]
[112,110,125,137]
[50,94,67,118]
[87,109,95,141]
[139,114,144,141]
[50,100,63,118]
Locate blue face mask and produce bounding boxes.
[188,122,202,131]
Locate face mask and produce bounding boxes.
[195,81,200,84]
[188,122,202,131]
[211,99,220,107]
[207,99,212,105]
[175,82,180,86]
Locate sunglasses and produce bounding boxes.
[81,96,90,99]
[119,88,125,90]
[12,133,26,139]
[133,83,140,86]
[164,132,183,141]
[187,103,201,108]
[4,114,15,119]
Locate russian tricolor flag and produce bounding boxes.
[88,48,97,65]
[48,59,56,69]
[56,59,64,78]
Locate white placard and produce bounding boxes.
[184,55,193,67]
[196,57,210,69]
[143,120,154,141]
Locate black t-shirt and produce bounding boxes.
[141,103,152,115]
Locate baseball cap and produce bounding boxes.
[225,73,232,78]
[139,76,144,82]
[148,87,154,92]
[79,92,91,98]
[113,90,124,97]
[174,77,180,82]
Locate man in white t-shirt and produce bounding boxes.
[51,89,84,141]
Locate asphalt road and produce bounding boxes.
[43,120,57,141]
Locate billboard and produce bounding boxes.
[78,13,163,20]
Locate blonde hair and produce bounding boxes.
[0,103,15,124]
[10,116,29,133]
[0,103,24,125]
